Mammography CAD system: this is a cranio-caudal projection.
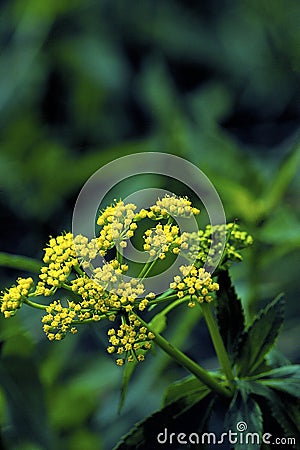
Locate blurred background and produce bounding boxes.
[0,1,299,449]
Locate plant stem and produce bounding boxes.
[24,298,47,310]
[62,282,72,291]
[148,293,180,310]
[134,313,232,398]
[200,302,235,384]
[138,258,157,279]
[157,297,189,316]
[156,288,174,300]
[116,247,123,264]
[74,265,85,276]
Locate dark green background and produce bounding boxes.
[0,1,299,449]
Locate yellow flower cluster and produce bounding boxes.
[73,235,100,269]
[93,260,145,312]
[143,224,181,259]
[0,193,255,369]
[107,314,155,365]
[71,275,108,318]
[170,266,219,307]
[148,194,200,219]
[42,300,80,340]
[40,257,154,343]
[96,201,138,255]
[37,232,78,296]
[193,223,253,269]
[0,277,33,318]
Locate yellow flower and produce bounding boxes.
[107,314,155,365]
[96,201,138,256]
[37,233,78,295]
[170,266,219,306]
[143,223,181,259]
[0,277,34,318]
[148,194,200,219]
[41,299,83,340]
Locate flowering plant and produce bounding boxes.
[1,194,299,449]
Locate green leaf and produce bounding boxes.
[0,252,41,273]
[118,313,167,413]
[225,383,263,450]
[255,365,300,398]
[265,347,291,368]
[216,271,245,364]
[113,392,216,449]
[247,381,300,442]
[269,393,300,442]
[163,374,211,406]
[236,294,285,376]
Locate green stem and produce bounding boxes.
[138,258,157,279]
[74,265,85,276]
[134,313,232,398]
[61,283,72,291]
[116,247,123,265]
[157,297,189,316]
[24,298,47,310]
[200,302,235,384]
[147,293,180,310]
[156,288,175,300]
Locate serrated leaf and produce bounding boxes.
[216,271,245,364]
[255,365,300,398]
[163,374,211,406]
[113,392,216,450]
[225,383,263,450]
[269,393,300,443]
[265,347,291,368]
[236,294,285,376]
[247,348,291,377]
[246,381,300,442]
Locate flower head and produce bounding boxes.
[0,277,34,318]
[107,314,155,365]
[143,224,181,259]
[147,194,200,220]
[96,201,138,255]
[170,266,219,307]
[37,232,78,295]
[42,300,81,340]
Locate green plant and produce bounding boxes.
[1,194,299,449]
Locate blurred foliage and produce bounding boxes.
[0,0,299,448]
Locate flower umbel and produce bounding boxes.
[107,314,155,366]
[0,194,252,368]
[148,194,200,219]
[37,232,78,296]
[170,266,219,307]
[0,277,34,318]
